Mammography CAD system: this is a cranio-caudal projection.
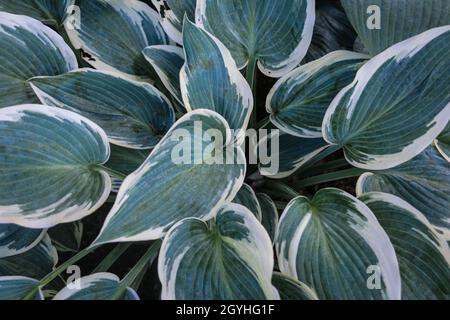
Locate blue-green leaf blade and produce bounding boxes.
[0,224,46,258]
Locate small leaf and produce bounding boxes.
[106,145,149,177]
[197,0,315,77]
[256,193,279,242]
[272,272,318,300]
[360,192,450,300]
[94,110,246,244]
[0,12,77,108]
[275,188,401,300]
[158,203,279,300]
[323,26,450,170]
[0,224,46,258]
[30,69,175,150]
[268,51,368,138]
[53,273,139,300]
[233,183,262,221]
[0,105,111,228]
[0,276,43,300]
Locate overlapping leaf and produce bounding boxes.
[436,123,450,162]
[159,203,279,300]
[323,26,450,170]
[30,69,175,149]
[106,145,149,177]
[196,0,315,77]
[0,276,43,300]
[0,12,77,108]
[275,188,401,300]
[0,105,111,228]
[272,272,318,300]
[0,224,45,258]
[360,192,450,300]
[233,183,262,221]
[256,193,279,242]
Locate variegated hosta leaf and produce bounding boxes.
[0,276,43,300]
[0,0,75,26]
[30,69,175,150]
[180,19,253,140]
[143,45,185,105]
[0,12,77,108]
[94,110,246,245]
[268,51,368,138]
[233,183,262,221]
[0,224,46,258]
[151,0,196,44]
[272,272,318,300]
[323,26,450,170]
[159,203,279,300]
[48,221,82,253]
[357,147,450,238]
[275,188,401,300]
[256,193,279,242]
[360,192,450,300]
[305,2,357,62]
[106,145,149,177]
[64,0,168,80]
[258,131,328,179]
[0,234,58,279]
[436,123,450,162]
[342,0,450,56]
[53,273,139,300]
[196,0,315,77]
[0,105,111,228]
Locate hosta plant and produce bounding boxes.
[0,0,449,301]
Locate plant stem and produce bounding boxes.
[93,243,132,273]
[295,158,350,179]
[264,181,300,200]
[298,145,342,173]
[97,165,127,180]
[246,55,257,128]
[292,168,366,189]
[111,240,162,300]
[256,116,271,130]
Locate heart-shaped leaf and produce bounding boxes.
[268,51,368,138]
[357,146,450,238]
[0,0,75,26]
[436,123,450,162]
[30,69,175,150]
[0,12,77,108]
[48,221,82,253]
[233,183,262,221]
[64,0,168,80]
[256,193,279,242]
[143,45,185,105]
[0,276,43,300]
[53,273,139,300]
[196,0,315,77]
[341,0,450,55]
[275,188,401,300]
[151,0,196,44]
[323,26,450,170]
[272,272,318,300]
[360,192,450,300]
[94,110,246,245]
[180,19,253,139]
[158,203,279,300]
[258,131,328,179]
[0,105,111,228]
[0,234,58,279]
[0,224,46,258]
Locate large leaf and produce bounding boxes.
[357,147,450,238]
[151,0,196,44]
[158,203,279,300]
[48,221,82,253]
[0,105,111,228]
[180,19,253,140]
[0,12,77,108]
[436,123,450,162]
[256,193,279,242]
[0,224,46,258]
[275,188,400,300]
[268,51,368,138]
[272,272,318,300]
[341,0,450,56]
[143,45,185,105]
[323,26,450,170]
[0,0,74,26]
[0,276,43,300]
[360,192,450,300]
[196,0,315,77]
[30,69,175,150]
[0,234,58,279]
[94,110,246,245]
[233,183,262,221]
[53,273,139,300]
[64,0,168,80]
[258,131,328,179]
